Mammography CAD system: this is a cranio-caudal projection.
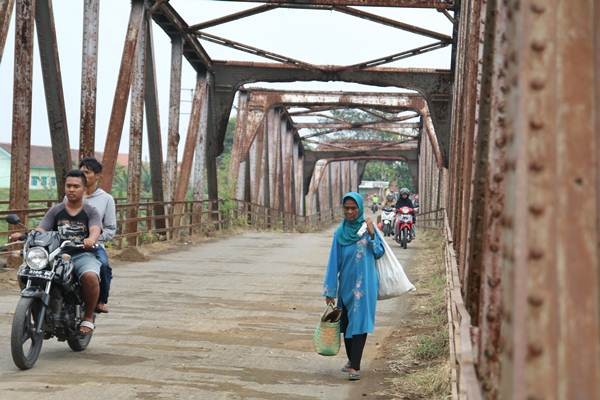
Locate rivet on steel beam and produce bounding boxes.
[491,208,502,218]
[527,295,544,307]
[501,216,513,228]
[529,161,545,173]
[497,116,506,127]
[489,243,500,253]
[531,40,546,52]
[529,118,544,130]
[530,3,546,14]
[495,136,506,148]
[497,101,506,112]
[527,344,543,360]
[528,204,544,216]
[528,248,544,260]
[530,79,545,90]
[488,276,501,287]
[486,310,497,322]
[493,173,504,183]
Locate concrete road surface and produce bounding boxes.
[0,228,414,400]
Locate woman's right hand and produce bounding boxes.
[325,297,335,306]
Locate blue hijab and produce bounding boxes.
[335,192,366,246]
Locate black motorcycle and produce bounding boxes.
[7,214,94,370]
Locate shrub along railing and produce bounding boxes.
[0,199,342,253]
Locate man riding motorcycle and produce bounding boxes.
[394,188,417,238]
[13,170,102,335]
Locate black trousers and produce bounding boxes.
[344,334,368,371]
[341,306,368,370]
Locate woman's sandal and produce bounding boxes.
[341,361,352,373]
[348,371,361,381]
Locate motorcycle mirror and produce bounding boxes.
[5,214,21,225]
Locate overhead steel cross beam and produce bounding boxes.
[210,61,452,166]
[188,3,451,42]
[297,122,421,139]
[213,0,455,9]
[194,31,445,72]
[304,138,417,151]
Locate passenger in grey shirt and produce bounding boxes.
[79,158,117,313]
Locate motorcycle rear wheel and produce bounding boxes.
[11,297,44,370]
[67,305,93,352]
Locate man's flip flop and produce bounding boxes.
[79,320,95,335]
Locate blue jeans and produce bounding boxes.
[95,246,112,304]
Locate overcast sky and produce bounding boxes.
[0,0,452,160]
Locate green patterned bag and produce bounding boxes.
[312,305,342,356]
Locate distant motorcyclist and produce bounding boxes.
[383,192,396,208]
[395,188,416,237]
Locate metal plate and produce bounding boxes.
[21,269,54,280]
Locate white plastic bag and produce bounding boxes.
[375,228,416,300]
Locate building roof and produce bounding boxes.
[0,143,128,169]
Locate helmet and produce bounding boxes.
[386,193,394,201]
[399,187,410,196]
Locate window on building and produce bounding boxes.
[41,176,47,186]
[31,176,39,186]
[51,177,56,187]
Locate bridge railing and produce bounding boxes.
[418,208,445,229]
[443,210,482,400]
[0,199,341,254]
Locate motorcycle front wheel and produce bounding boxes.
[11,297,44,370]
[401,228,408,249]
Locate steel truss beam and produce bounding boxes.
[212,1,455,9]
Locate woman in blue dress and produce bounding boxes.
[323,192,385,380]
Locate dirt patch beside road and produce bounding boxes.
[349,230,450,400]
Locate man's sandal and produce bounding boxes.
[95,304,109,313]
[79,320,95,335]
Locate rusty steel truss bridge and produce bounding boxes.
[0,0,599,398]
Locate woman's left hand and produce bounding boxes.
[365,217,375,237]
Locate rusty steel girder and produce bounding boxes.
[101,0,145,191]
[0,0,14,64]
[36,0,71,200]
[228,88,437,207]
[79,0,99,160]
[126,17,146,245]
[164,36,183,204]
[9,0,34,219]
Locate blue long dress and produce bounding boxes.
[322,232,385,337]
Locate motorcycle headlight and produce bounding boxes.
[26,247,49,270]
